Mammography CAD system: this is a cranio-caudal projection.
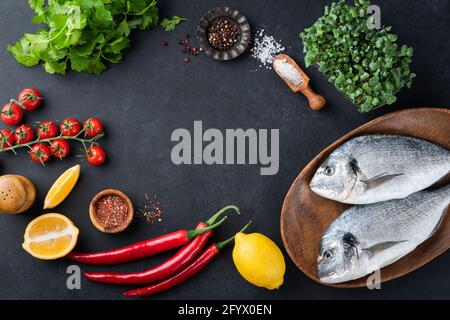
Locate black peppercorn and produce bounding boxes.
[207,18,240,50]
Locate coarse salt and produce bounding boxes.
[273,58,304,86]
[251,29,285,69]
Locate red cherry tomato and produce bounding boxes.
[60,118,81,137]
[14,124,35,144]
[1,102,23,126]
[37,121,58,139]
[86,145,106,166]
[50,139,70,159]
[0,129,15,149]
[29,143,51,164]
[83,117,104,138]
[18,88,42,111]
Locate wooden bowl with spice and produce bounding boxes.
[197,7,251,61]
[89,189,134,233]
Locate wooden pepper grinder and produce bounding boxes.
[0,175,36,214]
[273,53,326,111]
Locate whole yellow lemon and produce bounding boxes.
[232,232,286,290]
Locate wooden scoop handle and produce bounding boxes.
[302,84,326,111]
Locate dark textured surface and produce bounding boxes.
[0,0,449,300]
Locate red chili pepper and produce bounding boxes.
[82,206,238,283]
[67,206,239,265]
[67,220,225,265]
[123,221,251,297]
[83,222,209,284]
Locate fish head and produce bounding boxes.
[310,153,357,202]
[317,231,364,284]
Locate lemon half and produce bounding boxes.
[23,213,79,260]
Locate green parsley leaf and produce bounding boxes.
[28,0,44,15]
[69,52,92,72]
[44,60,67,74]
[7,42,40,67]
[160,16,188,32]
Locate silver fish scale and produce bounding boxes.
[339,135,448,178]
[338,135,450,203]
[326,185,450,268]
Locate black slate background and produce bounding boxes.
[0,0,449,300]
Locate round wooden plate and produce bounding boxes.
[280,108,450,288]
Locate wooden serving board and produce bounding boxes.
[280,108,450,288]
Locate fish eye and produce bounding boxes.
[323,166,335,176]
[323,250,334,260]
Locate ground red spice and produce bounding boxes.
[94,195,129,229]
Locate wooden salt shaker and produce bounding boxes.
[0,175,36,214]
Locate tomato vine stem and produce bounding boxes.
[0,131,104,153]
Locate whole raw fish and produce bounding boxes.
[317,185,450,283]
[310,135,450,204]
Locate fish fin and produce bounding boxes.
[362,240,408,256]
[354,246,359,260]
[360,173,404,189]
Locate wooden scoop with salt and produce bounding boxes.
[273,54,326,111]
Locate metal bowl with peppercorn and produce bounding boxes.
[197,7,251,61]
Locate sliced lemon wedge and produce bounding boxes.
[23,213,79,260]
[44,164,80,209]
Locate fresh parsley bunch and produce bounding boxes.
[8,0,159,75]
[300,0,415,112]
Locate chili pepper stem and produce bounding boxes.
[187,216,228,239]
[205,205,240,225]
[216,221,252,250]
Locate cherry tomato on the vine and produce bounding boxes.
[0,129,15,149]
[1,102,23,126]
[60,118,81,137]
[29,143,51,164]
[37,121,58,139]
[50,139,70,159]
[86,145,106,166]
[83,117,103,138]
[14,124,35,144]
[18,88,42,111]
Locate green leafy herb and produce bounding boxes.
[300,0,415,112]
[160,16,188,31]
[8,0,159,75]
